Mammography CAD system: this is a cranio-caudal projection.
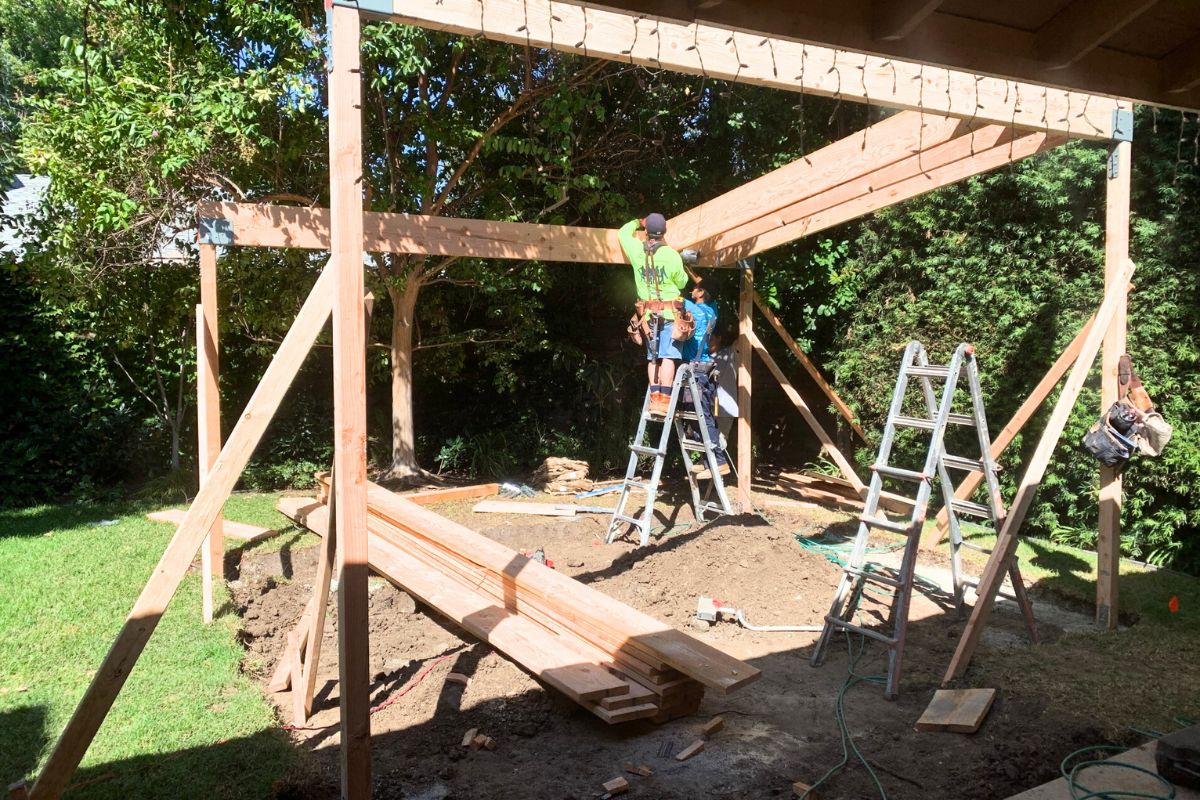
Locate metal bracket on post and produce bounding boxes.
[1111,109,1133,143]
[330,0,394,17]
[737,256,756,271]
[198,218,233,246]
[1108,148,1121,180]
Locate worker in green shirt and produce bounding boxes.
[620,213,691,416]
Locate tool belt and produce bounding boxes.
[642,299,683,313]
[627,299,690,346]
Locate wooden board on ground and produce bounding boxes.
[406,483,499,506]
[472,500,576,516]
[146,509,277,542]
[914,688,997,733]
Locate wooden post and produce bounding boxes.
[328,6,372,798]
[196,242,223,624]
[736,264,753,513]
[747,330,866,493]
[1098,133,1132,630]
[942,259,1134,683]
[27,265,335,800]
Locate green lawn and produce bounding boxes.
[0,493,303,799]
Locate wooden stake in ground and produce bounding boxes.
[942,258,1135,684]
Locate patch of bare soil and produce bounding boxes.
[231,493,1125,800]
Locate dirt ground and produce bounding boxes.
[230,489,1130,800]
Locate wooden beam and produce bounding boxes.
[736,266,753,513]
[1036,0,1158,70]
[328,7,372,798]
[195,202,625,262]
[1162,34,1200,95]
[301,480,337,720]
[748,330,866,494]
[666,112,969,252]
[921,312,1098,550]
[1098,137,1131,630]
[942,258,1135,684]
[709,129,1064,265]
[752,292,868,443]
[366,0,1120,139]
[198,243,224,618]
[27,265,335,800]
[873,0,945,41]
[405,483,500,505]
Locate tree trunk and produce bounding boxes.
[387,276,424,478]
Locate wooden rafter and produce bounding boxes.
[196,202,625,263]
[357,0,1121,139]
[873,0,945,41]
[1163,34,1200,95]
[1037,0,1159,71]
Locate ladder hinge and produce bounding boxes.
[198,218,233,246]
[1111,109,1133,143]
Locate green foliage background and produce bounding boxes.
[2,1,1197,570]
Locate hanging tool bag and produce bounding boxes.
[1081,403,1138,468]
[671,307,695,342]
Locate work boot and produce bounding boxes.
[692,461,731,481]
[648,392,671,417]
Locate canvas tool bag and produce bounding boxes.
[1081,406,1136,468]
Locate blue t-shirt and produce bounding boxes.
[680,299,717,363]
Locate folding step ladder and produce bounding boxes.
[810,341,1034,699]
[606,363,735,546]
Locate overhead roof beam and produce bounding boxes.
[1162,34,1200,94]
[1036,0,1160,70]
[872,0,945,42]
[343,0,1121,140]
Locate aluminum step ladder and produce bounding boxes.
[810,341,1034,699]
[606,363,735,546]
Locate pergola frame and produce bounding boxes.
[11,2,1137,797]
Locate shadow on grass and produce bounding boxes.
[0,500,160,541]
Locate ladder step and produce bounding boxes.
[679,440,708,453]
[959,540,992,554]
[906,365,950,378]
[620,481,651,493]
[823,616,897,645]
[612,513,645,526]
[629,444,666,457]
[950,499,993,519]
[948,413,976,426]
[842,565,904,589]
[674,411,700,421]
[860,515,915,535]
[872,464,928,482]
[942,454,985,472]
[891,415,936,431]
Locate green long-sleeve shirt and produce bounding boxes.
[619,219,688,320]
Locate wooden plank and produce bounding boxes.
[922,313,1097,550]
[666,113,966,250]
[300,481,337,720]
[196,201,625,262]
[1036,0,1158,70]
[753,292,868,443]
[197,244,223,622]
[737,267,754,513]
[675,740,705,761]
[280,499,635,704]
[1162,35,1200,95]
[914,688,996,732]
[873,0,945,41]
[372,0,1119,139]
[749,330,866,493]
[598,681,656,710]
[406,483,499,505]
[28,265,335,800]
[710,129,1065,265]
[943,258,1135,684]
[472,500,577,516]
[145,509,276,542]
[364,484,761,694]
[328,7,371,796]
[1098,135,1131,630]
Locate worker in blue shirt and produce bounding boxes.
[680,285,729,477]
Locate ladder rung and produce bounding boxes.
[674,411,700,421]
[947,413,976,426]
[629,444,666,457]
[611,513,645,526]
[950,499,992,518]
[942,454,985,472]
[824,617,897,645]
[907,365,950,378]
[860,515,915,535]
[959,540,992,554]
[872,464,927,482]
[842,565,904,589]
[679,441,708,453]
[891,415,935,431]
[621,481,651,493]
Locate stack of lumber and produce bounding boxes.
[531,456,592,493]
[277,481,760,724]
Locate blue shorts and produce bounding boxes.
[646,320,683,361]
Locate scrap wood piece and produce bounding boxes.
[702,716,725,736]
[675,739,705,761]
[623,763,654,777]
[445,672,471,686]
[279,499,632,705]
[461,728,478,747]
[406,483,499,506]
[586,702,660,724]
[793,781,817,798]
[914,688,997,733]
[470,734,496,751]
[364,482,762,695]
[601,776,629,796]
[146,509,277,542]
[472,500,577,516]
